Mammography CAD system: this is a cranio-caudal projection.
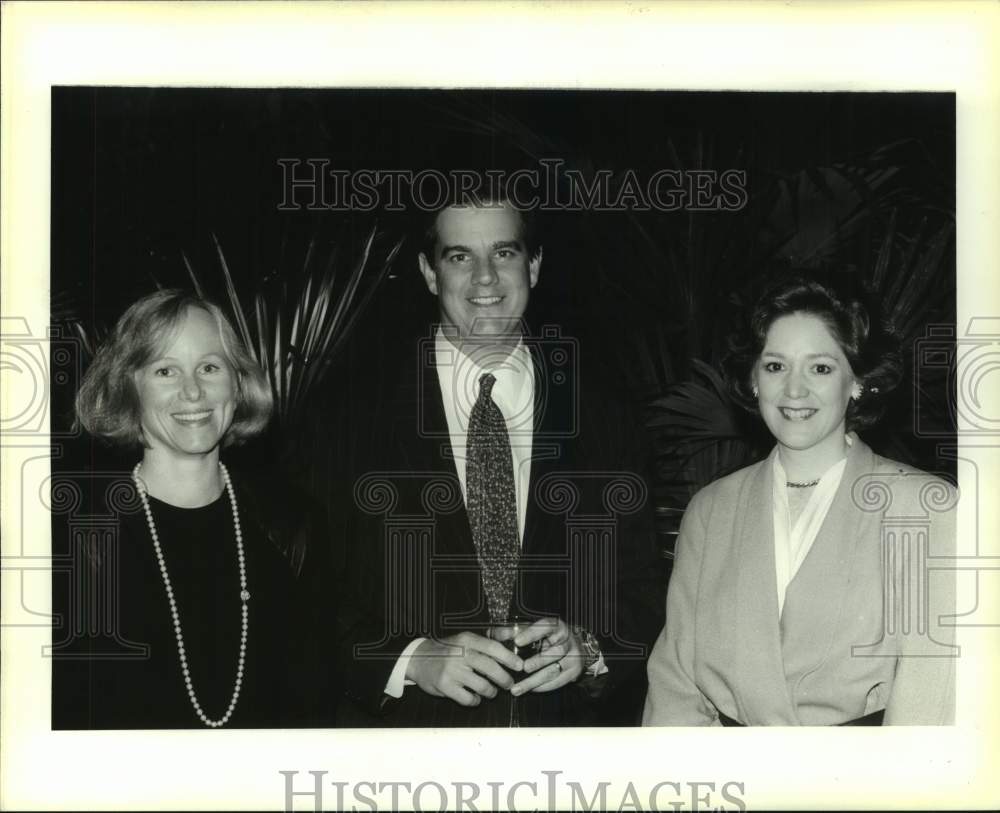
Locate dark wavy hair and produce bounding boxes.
[75,289,273,448]
[724,274,903,431]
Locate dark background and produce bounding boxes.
[50,88,957,535]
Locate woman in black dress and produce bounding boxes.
[53,290,329,728]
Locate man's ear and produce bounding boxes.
[528,246,543,289]
[417,252,439,295]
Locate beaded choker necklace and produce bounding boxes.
[786,478,821,488]
[132,462,249,728]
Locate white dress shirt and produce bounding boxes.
[434,329,536,536]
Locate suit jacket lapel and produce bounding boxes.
[413,353,486,628]
[521,343,569,558]
[779,436,874,683]
[731,452,800,724]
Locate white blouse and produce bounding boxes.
[771,438,851,617]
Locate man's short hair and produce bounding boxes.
[418,190,541,266]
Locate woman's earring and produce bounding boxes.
[851,383,863,401]
[752,385,759,398]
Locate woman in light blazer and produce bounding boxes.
[643,276,956,726]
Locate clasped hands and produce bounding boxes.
[406,617,585,707]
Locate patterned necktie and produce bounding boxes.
[466,372,520,624]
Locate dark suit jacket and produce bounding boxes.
[332,330,664,726]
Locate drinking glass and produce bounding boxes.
[488,615,540,727]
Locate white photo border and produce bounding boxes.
[2,1,998,810]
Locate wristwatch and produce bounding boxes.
[572,625,602,673]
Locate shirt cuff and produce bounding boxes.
[384,638,427,698]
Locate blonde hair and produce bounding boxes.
[75,289,273,447]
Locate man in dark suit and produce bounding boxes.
[333,195,663,726]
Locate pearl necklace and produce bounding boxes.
[786,478,821,488]
[132,462,249,728]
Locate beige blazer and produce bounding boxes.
[643,435,956,726]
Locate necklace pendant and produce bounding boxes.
[240,589,250,602]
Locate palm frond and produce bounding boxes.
[181,251,206,299]
[185,223,402,430]
[211,233,255,355]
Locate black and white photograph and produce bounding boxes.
[2,2,998,811]
[48,86,959,732]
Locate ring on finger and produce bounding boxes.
[555,660,563,674]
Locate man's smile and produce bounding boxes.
[468,295,505,306]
